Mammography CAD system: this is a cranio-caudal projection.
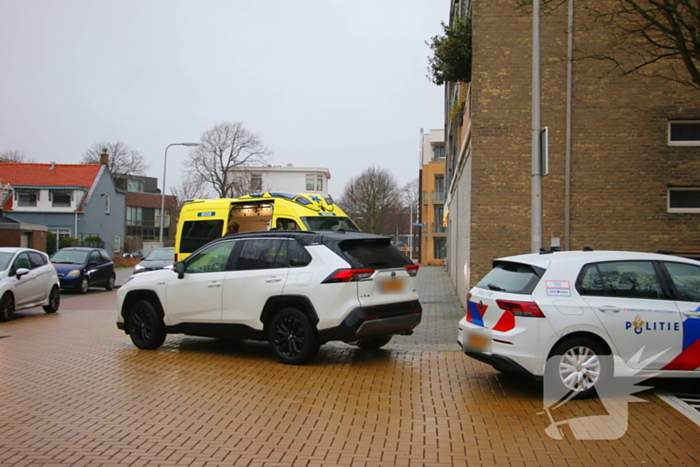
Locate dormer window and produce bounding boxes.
[15,189,38,207]
[50,190,72,207]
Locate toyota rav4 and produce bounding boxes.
[117,230,422,364]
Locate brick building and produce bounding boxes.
[443,0,700,304]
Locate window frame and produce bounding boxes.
[16,189,38,207]
[668,120,700,147]
[667,187,700,213]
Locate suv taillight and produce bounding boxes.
[405,264,419,277]
[496,300,545,318]
[322,268,375,283]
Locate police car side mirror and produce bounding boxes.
[174,261,186,279]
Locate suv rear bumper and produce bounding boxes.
[318,300,422,343]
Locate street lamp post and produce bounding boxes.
[159,142,199,247]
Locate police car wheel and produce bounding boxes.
[547,338,611,400]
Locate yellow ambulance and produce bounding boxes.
[174,192,360,260]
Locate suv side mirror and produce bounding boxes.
[174,261,186,279]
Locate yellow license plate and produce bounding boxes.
[467,332,490,352]
[380,278,405,293]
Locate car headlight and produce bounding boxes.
[123,275,136,285]
[134,264,145,272]
[67,269,81,277]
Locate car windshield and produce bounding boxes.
[301,217,360,231]
[145,249,174,261]
[0,252,13,271]
[51,250,89,264]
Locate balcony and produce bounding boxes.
[432,190,445,203]
[422,191,429,205]
[432,222,446,235]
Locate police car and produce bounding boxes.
[458,250,700,398]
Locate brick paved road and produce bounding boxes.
[1,267,698,466]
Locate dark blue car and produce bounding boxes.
[50,247,115,293]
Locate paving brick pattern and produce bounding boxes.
[0,267,698,466]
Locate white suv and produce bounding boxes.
[117,231,422,364]
[459,250,700,398]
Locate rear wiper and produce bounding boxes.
[487,283,506,291]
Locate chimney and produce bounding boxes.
[100,149,109,167]
[49,161,55,170]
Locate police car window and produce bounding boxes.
[181,220,225,253]
[663,262,700,302]
[185,241,236,274]
[579,261,665,299]
[235,239,288,270]
[476,262,541,295]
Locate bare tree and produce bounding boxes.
[520,0,700,90]
[592,0,700,90]
[81,141,149,188]
[185,122,273,198]
[337,166,403,235]
[170,173,214,219]
[402,179,420,214]
[0,149,35,163]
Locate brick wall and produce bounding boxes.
[458,0,700,288]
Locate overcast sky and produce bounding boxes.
[0,0,446,195]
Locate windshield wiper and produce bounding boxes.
[52,261,76,264]
[487,283,506,291]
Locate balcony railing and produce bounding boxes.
[422,191,428,204]
[432,190,445,203]
[432,222,446,235]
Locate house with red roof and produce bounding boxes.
[0,158,126,256]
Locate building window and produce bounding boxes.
[127,179,143,192]
[434,238,446,259]
[50,190,72,207]
[104,194,110,214]
[433,145,445,161]
[668,188,700,212]
[669,121,700,146]
[114,236,121,253]
[251,174,262,192]
[127,207,143,226]
[306,174,323,191]
[16,189,38,207]
[155,208,170,227]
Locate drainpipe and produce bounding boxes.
[564,0,574,250]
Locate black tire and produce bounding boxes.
[268,308,319,365]
[547,338,611,400]
[127,300,166,350]
[0,293,14,322]
[79,278,89,294]
[356,335,393,350]
[43,286,60,313]
[105,274,115,291]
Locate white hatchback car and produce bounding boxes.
[459,250,700,398]
[0,247,61,322]
[117,231,422,364]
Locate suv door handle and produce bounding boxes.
[682,310,700,318]
[598,305,621,312]
[207,282,222,288]
[265,277,282,283]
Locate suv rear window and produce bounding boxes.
[476,261,543,295]
[339,239,410,269]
